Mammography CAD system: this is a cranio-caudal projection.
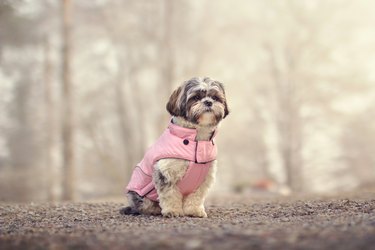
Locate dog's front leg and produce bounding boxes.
[154,159,188,217]
[183,161,217,218]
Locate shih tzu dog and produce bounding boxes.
[120,77,229,217]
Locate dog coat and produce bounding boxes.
[126,121,217,201]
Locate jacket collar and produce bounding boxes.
[168,120,217,142]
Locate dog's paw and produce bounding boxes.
[162,208,184,218]
[120,206,140,216]
[183,206,207,218]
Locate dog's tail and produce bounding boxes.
[119,206,140,216]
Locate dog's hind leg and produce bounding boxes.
[120,191,161,216]
[120,191,143,215]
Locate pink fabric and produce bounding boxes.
[126,122,217,201]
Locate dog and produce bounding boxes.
[120,77,229,217]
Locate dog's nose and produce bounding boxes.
[204,100,213,107]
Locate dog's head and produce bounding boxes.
[166,77,229,126]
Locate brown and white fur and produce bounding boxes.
[121,77,229,217]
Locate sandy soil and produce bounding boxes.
[1,192,375,250]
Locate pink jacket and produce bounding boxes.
[126,122,217,201]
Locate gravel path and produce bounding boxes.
[1,192,375,250]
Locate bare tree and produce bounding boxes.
[43,35,58,201]
[161,0,175,93]
[263,42,303,191]
[61,0,75,200]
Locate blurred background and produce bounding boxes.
[1,0,375,202]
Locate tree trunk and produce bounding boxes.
[265,43,303,192]
[61,0,75,201]
[158,0,175,132]
[43,35,58,201]
[163,0,174,93]
[114,79,134,183]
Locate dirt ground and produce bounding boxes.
[1,191,375,250]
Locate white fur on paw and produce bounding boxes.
[184,206,207,218]
[162,208,184,218]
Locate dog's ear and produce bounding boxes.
[215,81,229,119]
[166,86,183,116]
[223,101,229,119]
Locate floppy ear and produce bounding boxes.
[215,81,229,119]
[166,86,183,116]
[223,100,229,118]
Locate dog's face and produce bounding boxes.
[167,77,229,126]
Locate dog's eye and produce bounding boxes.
[212,96,220,102]
[193,95,201,101]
